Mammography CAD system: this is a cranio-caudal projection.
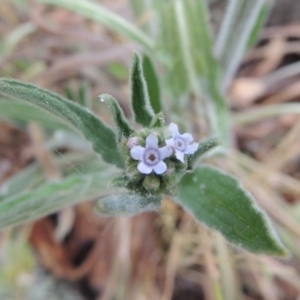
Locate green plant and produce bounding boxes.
[0,0,287,256]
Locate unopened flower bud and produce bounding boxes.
[127,137,139,149]
[143,174,161,193]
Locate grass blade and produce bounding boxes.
[0,169,116,230]
[38,0,155,51]
[216,0,269,91]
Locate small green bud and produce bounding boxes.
[149,112,165,128]
[126,164,143,184]
[116,122,221,199]
[162,169,186,196]
[111,175,130,188]
[142,174,161,193]
[127,137,139,149]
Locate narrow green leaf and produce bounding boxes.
[131,52,155,126]
[64,84,78,103]
[64,81,92,109]
[142,54,162,114]
[0,99,68,130]
[0,169,117,230]
[37,0,155,51]
[247,2,270,48]
[0,78,124,168]
[154,0,231,144]
[214,0,240,60]
[129,0,152,34]
[46,130,94,154]
[149,112,165,128]
[182,0,231,144]
[108,62,129,81]
[215,0,269,91]
[1,22,36,55]
[187,138,222,170]
[0,154,101,202]
[130,0,147,19]
[78,81,92,109]
[204,84,232,146]
[100,94,135,140]
[154,0,188,99]
[178,165,287,256]
[233,103,300,125]
[0,164,44,201]
[95,192,161,217]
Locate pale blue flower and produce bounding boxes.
[130,134,172,174]
[166,123,198,162]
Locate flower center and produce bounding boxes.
[149,154,156,161]
[144,148,160,166]
[174,137,186,151]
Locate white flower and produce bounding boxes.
[166,123,198,162]
[130,134,172,174]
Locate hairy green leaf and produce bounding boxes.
[131,52,155,126]
[0,154,102,202]
[100,94,134,140]
[0,169,117,230]
[0,164,44,202]
[0,78,124,168]
[0,99,68,130]
[95,192,161,217]
[178,165,287,256]
[38,0,155,51]
[187,138,222,170]
[142,54,162,114]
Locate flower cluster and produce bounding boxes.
[130,123,198,175]
[114,119,220,197]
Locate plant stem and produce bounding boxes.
[264,60,300,86]
[233,103,300,125]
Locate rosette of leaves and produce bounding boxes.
[0,52,287,256]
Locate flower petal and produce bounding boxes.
[169,123,179,137]
[159,146,173,159]
[165,138,174,148]
[138,162,153,174]
[130,146,145,161]
[185,143,198,154]
[181,133,193,144]
[146,134,158,148]
[153,161,167,174]
[175,150,185,162]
